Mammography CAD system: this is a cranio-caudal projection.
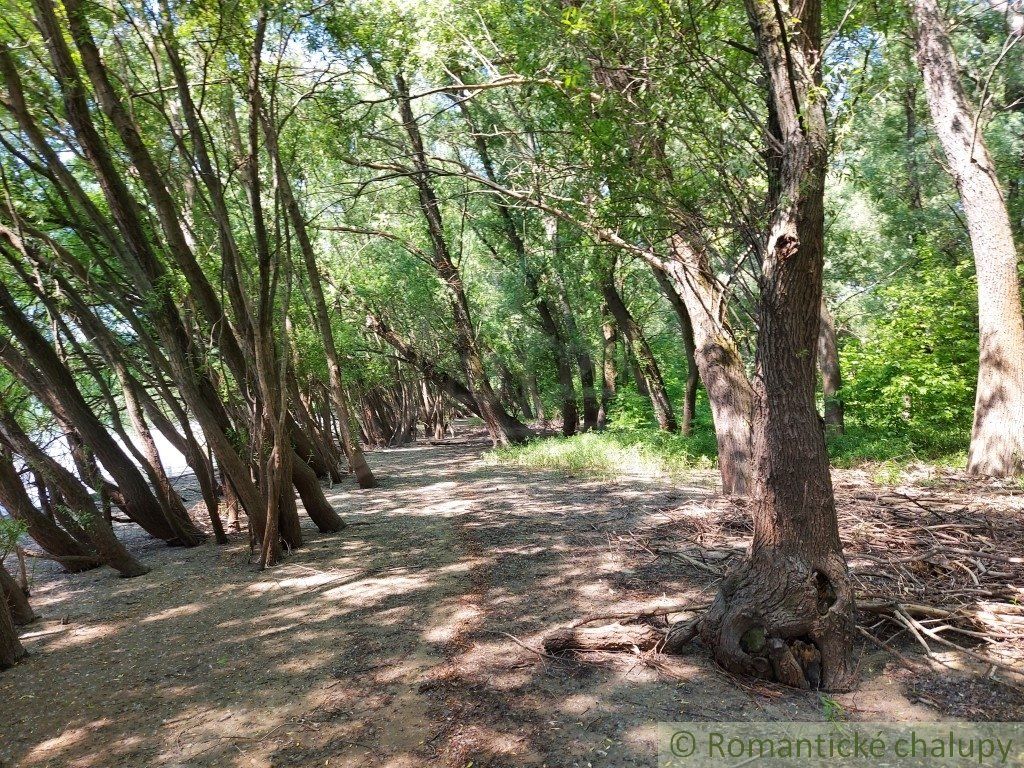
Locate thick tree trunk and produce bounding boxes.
[291,453,345,533]
[0,562,36,626]
[0,598,26,670]
[817,300,844,434]
[663,237,754,495]
[652,265,700,435]
[598,263,677,432]
[393,72,532,446]
[913,0,1024,477]
[701,0,855,692]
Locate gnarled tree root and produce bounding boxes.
[700,551,857,691]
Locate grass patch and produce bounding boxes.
[487,428,717,480]
[488,422,969,482]
[825,424,967,471]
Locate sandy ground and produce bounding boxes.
[0,436,1020,768]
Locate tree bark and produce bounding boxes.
[0,562,36,626]
[0,450,100,571]
[913,0,1024,477]
[701,0,855,692]
[817,300,844,434]
[598,303,617,429]
[0,280,199,545]
[291,453,345,533]
[0,596,26,670]
[663,236,754,495]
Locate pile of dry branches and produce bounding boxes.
[546,474,1023,686]
[643,475,1024,677]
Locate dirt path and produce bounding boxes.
[0,439,970,767]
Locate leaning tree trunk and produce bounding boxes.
[392,71,532,446]
[701,0,856,692]
[652,264,700,435]
[913,0,1024,477]
[0,597,26,670]
[598,263,677,432]
[663,236,754,495]
[0,449,100,571]
[0,562,36,626]
[0,410,150,577]
[0,283,195,544]
[817,300,844,434]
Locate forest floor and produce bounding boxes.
[2,429,1023,768]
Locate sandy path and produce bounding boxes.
[0,438,939,768]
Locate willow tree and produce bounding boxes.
[701,0,856,691]
[912,0,1024,477]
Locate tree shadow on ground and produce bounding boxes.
[0,439,944,768]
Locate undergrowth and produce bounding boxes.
[489,395,968,481]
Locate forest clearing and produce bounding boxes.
[2,431,1022,768]
[1,0,1024,764]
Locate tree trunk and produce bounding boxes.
[701,0,855,692]
[116,366,203,542]
[598,263,677,432]
[0,449,100,571]
[652,265,700,435]
[663,236,754,495]
[245,11,295,566]
[0,282,196,544]
[903,83,924,211]
[0,562,36,626]
[0,411,150,577]
[0,597,26,670]
[527,374,546,424]
[392,71,532,446]
[817,300,844,434]
[291,453,345,533]
[598,304,617,429]
[913,0,1024,477]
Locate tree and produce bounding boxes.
[701,0,856,691]
[0,594,26,670]
[912,0,1024,477]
